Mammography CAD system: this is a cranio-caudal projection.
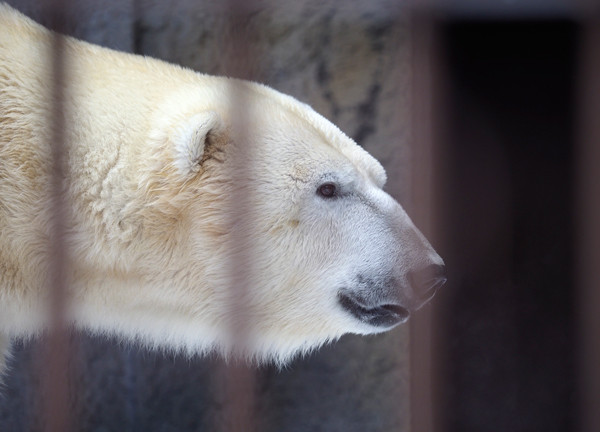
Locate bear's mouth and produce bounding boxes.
[338,292,410,328]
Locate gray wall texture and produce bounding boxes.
[0,1,416,431]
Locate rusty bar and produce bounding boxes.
[409,10,444,432]
[42,1,73,432]
[576,17,600,432]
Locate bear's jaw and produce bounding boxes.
[337,291,410,329]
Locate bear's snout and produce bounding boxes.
[338,261,446,330]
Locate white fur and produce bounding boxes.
[172,111,223,175]
[0,4,443,370]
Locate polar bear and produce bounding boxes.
[0,4,445,370]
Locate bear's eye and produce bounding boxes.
[317,182,337,198]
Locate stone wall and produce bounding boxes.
[0,1,414,431]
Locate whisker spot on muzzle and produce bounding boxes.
[408,264,447,303]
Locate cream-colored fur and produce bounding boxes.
[0,4,443,370]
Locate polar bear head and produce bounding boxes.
[133,78,445,363]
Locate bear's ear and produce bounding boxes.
[172,111,224,175]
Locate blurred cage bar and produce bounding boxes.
[23,0,600,431]
[577,16,600,432]
[219,1,260,431]
[44,1,74,431]
[408,10,444,432]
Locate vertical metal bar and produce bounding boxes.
[409,10,444,432]
[216,1,262,431]
[42,1,73,431]
[577,17,600,432]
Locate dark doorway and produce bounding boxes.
[437,21,579,432]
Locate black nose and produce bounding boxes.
[409,264,447,301]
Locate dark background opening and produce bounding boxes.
[436,20,579,432]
